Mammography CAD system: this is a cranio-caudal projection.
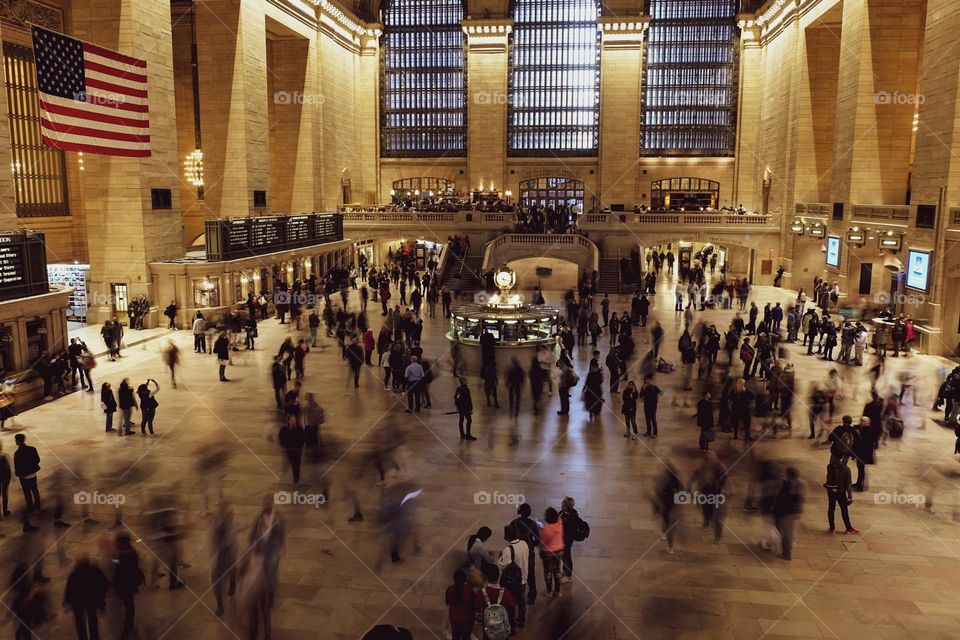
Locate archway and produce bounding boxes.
[650,177,720,210]
[519,177,585,211]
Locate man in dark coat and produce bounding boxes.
[851,416,876,491]
[64,552,109,640]
[13,433,40,529]
[453,378,475,440]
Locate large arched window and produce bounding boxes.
[641,0,739,156]
[380,0,466,157]
[508,0,601,157]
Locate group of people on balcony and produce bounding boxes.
[512,204,580,235]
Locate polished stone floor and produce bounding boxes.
[2,272,960,640]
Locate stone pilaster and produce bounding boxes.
[71,0,184,324]
[831,0,924,206]
[195,0,270,217]
[464,20,512,195]
[598,17,646,208]
[355,28,382,204]
[731,17,763,212]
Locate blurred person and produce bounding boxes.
[250,494,285,608]
[211,501,237,617]
[278,414,305,486]
[824,459,858,534]
[235,547,270,640]
[696,390,715,452]
[162,341,180,388]
[63,552,108,640]
[622,379,639,439]
[110,534,144,640]
[483,364,501,408]
[375,481,421,571]
[691,453,727,542]
[772,467,805,560]
[653,465,683,553]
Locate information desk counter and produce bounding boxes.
[446,304,560,374]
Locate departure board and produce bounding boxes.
[204,214,343,262]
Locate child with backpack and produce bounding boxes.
[473,563,516,640]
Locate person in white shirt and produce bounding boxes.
[403,356,425,413]
[497,524,530,628]
[192,312,207,353]
[675,283,685,311]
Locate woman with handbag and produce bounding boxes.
[100,382,117,433]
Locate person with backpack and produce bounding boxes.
[497,524,529,629]
[559,496,586,582]
[510,504,540,605]
[473,563,515,640]
[824,459,858,534]
[445,569,475,640]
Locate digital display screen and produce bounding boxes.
[826,236,841,268]
[905,249,931,292]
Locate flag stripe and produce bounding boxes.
[43,129,149,150]
[85,77,148,99]
[42,92,148,115]
[83,59,148,84]
[83,42,147,69]
[84,86,149,108]
[40,110,148,138]
[41,118,150,143]
[40,98,150,128]
[43,136,150,157]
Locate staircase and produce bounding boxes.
[597,259,641,293]
[440,252,483,295]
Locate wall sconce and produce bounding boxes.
[304,259,312,268]
[879,230,902,251]
[240,274,249,284]
[184,148,204,187]
[809,223,825,238]
[252,272,261,280]
[286,265,294,273]
[789,219,805,235]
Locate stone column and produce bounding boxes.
[598,18,646,208]
[464,20,512,196]
[356,28,381,204]
[831,0,924,206]
[195,0,270,217]
[71,0,185,324]
[731,18,763,212]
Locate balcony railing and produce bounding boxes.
[339,209,779,229]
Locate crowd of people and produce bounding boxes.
[0,236,954,640]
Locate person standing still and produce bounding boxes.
[641,378,662,437]
[454,378,475,440]
[213,332,231,382]
[14,434,41,520]
[404,356,424,413]
[192,312,206,354]
[136,379,159,435]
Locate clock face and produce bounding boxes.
[495,270,514,289]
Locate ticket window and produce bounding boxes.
[25,318,48,362]
[111,283,128,323]
[193,278,220,308]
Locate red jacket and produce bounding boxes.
[363,330,375,352]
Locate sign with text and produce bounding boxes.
[0,231,48,302]
[205,213,343,262]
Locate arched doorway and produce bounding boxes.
[519,177,585,211]
[650,177,720,210]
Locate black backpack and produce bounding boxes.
[499,544,523,592]
[570,515,591,542]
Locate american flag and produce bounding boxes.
[31,26,150,157]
